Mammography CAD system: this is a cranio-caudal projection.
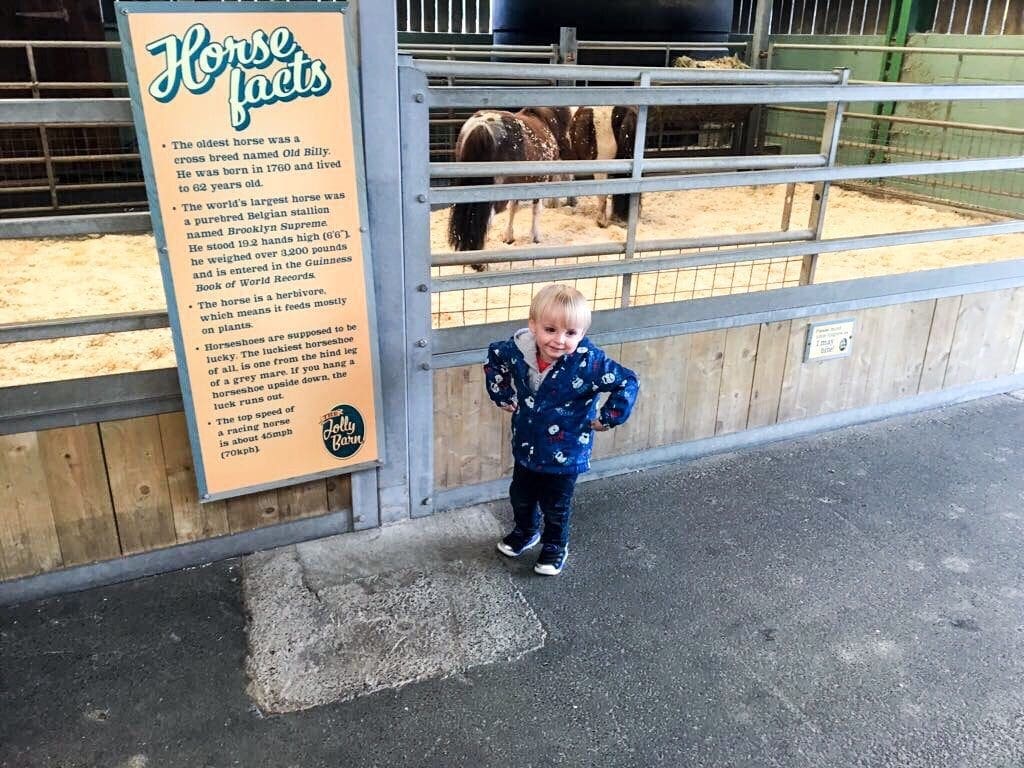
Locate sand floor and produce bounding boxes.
[4,184,1023,386]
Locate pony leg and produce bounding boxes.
[594,172,609,227]
[531,199,542,243]
[503,199,518,244]
[596,195,609,228]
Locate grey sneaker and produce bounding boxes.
[534,544,568,576]
[497,528,541,558]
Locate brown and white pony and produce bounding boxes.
[447,107,570,254]
[568,105,639,227]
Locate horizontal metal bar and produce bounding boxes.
[431,258,1024,362]
[428,83,1024,108]
[0,180,146,195]
[432,155,1024,204]
[416,60,843,84]
[0,152,141,165]
[435,374,1024,512]
[0,40,119,48]
[0,368,183,436]
[0,98,133,125]
[400,43,555,52]
[0,81,127,90]
[576,40,748,50]
[430,153,827,179]
[0,200,147,216]
[432,229,815,266]
[411,51,555,61]
[0,211,151,239]
[0,509,353,606]
[773,105,1024,136]
[432,220,1024,290]
[774,43,1024,56]
[0,310,169,343]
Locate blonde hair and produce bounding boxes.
[529,284,592,331]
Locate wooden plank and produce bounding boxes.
[919,296,962,394]
[944,289,1016,388]
[99,417,177,556]
[610,337,660,456]
[326,473,354,533]
[647,334,691,447]
[433,367,449,489]
[0,432,63,579]
[746,321,791,430]
[279,480,330,521]
[37,425,120,567]
[777,312,860,423]
[157,412,229,544]
[682,331,727,441]
[226,490,280,534]
[716,324,761,436]
[444,366,465,487]
[869,301,934,405]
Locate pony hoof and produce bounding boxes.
[596,219,609,229]
[503,236,515,245]
[470,263,487,272]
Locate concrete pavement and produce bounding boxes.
[3,394,1024,767]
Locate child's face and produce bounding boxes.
[529,312,586,363]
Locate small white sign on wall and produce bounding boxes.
[805,318,855,362]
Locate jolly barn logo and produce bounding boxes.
[321,404,365,459]
[145,24,332,130]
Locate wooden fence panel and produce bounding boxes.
[0,433,63,579]
[279,480,330,521]
[226,490,280,534]
[682,330,728,441]
[919,296,962,393]
[37,425,120,567]
[716,324,761,436]
[746,321,792,429]
[99,416,178,556]
[158,413,230,543]
[944,288,1024,387]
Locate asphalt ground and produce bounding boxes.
[3,394,1024,768]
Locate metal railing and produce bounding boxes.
[0,40,143,216]
[404,59,1024,325]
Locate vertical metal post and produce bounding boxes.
[621,72,650,309]
[358,1,406,526]
[800,67,850,286]
[743,0,773,155]
[399,61,436,518]
[781,183,796,231]
[747,0,772,68]
[558,26,578,65]
[25,44,59,213]
[869,0,918,163]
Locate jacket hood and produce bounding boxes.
[513,327,540,371]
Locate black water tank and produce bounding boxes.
[492,0,733,47]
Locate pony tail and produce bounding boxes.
[448,121,497,252]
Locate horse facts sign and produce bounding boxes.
[117,2,383,501]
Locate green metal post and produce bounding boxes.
[869,0,939,162]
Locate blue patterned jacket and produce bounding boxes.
[484,330,639,475]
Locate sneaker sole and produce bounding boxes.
[496,533,540,558]
[533,561,565,576]
[534,548,568,576]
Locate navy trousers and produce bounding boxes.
[509,463,579,549]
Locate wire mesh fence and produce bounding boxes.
[767,105,1024,215]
